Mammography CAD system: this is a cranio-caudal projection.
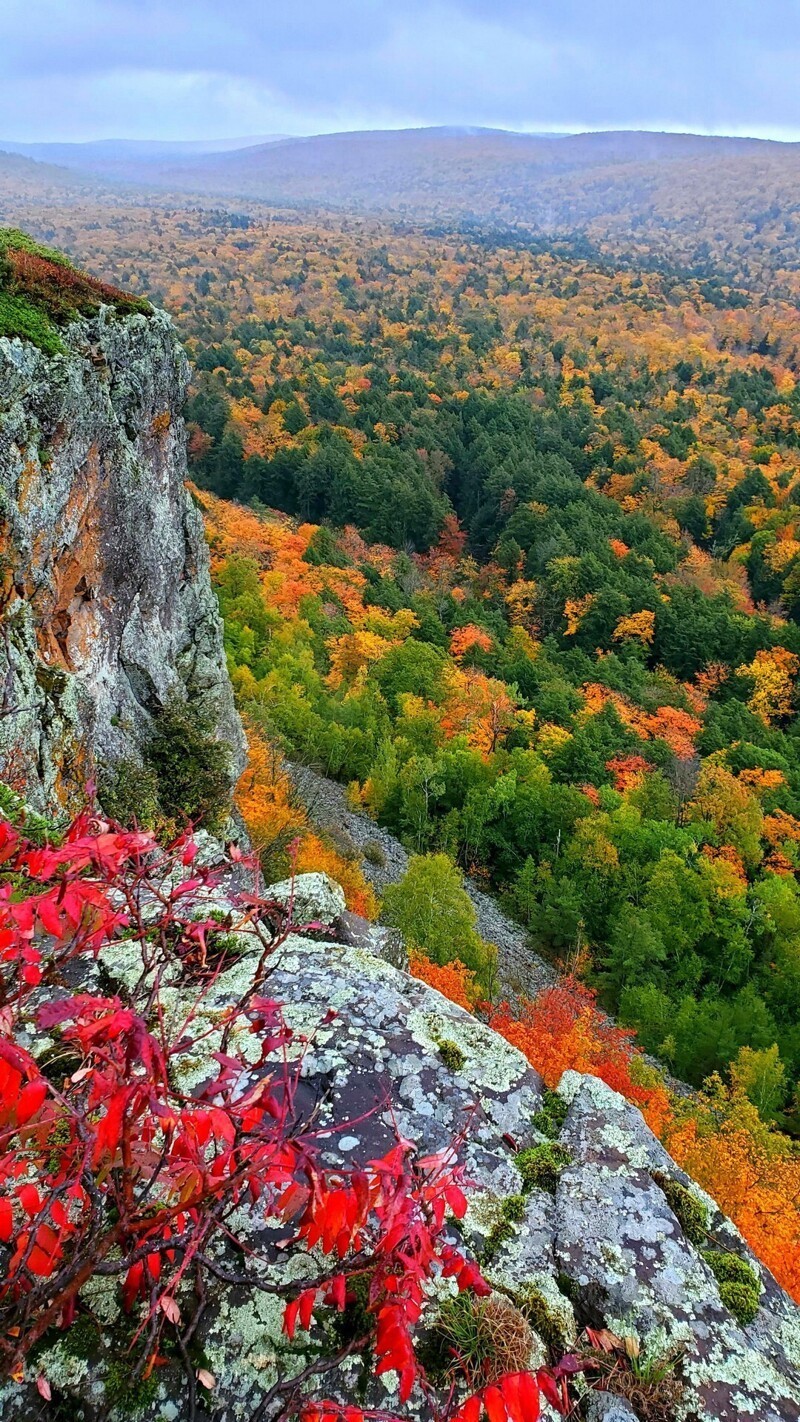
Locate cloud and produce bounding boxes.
[2,1,800,141]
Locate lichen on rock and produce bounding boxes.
[0,296,244,809]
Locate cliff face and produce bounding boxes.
[0,305,244,807]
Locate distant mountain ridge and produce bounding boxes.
[0,135,287,165]
[5,126,800,280]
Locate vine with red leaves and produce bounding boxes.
[0,809,576,1420]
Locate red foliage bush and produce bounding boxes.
[0,810,572,1420]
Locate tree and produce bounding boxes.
[381,854,496,991]
[731,1045,788,1122]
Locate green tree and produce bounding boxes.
[381,853,495,991]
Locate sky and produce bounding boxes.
[2,0,800,145]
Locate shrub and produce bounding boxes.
[381,853,496,992]
[0,810,573,1422]
[143,692,232,832]
[98,756,162,831]
[0,291,63,355]
[363,838,387,867]
[409,952,479,1011]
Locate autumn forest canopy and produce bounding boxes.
[4,137,800,1303]
[8,185,800,1106]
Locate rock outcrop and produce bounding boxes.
[4,859,797,1422]
[0,304,244,809]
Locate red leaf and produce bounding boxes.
[483,1385,509,1422]
[298,1287,316,1331]
[501,1372,540,1421]
[17,1183,40,1216]
[454,1398,482,1422]
[536,1371,561,1410]
[36,1376,52,1401]
[0,1197,12,1242]
[123,1260,144,1312]
[16,1078,48,1125]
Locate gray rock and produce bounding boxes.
[584,1395,640,1422]
[0,307,245,810]
[267,870,347,927]
[552,1074,800,1421]
[336,907,408,968]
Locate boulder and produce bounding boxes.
[267,870,347,928]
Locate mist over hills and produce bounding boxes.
[4,125,800,279]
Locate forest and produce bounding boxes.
[1,190,799,1302]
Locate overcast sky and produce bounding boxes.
[2,0,800,144]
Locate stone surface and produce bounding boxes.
[336,907,408,968]
[584,1395,640,1422]
[0,307,245,809]
[267,869,347,927]
[3,873,797,1422]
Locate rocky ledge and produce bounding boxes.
[5,867,798,1422]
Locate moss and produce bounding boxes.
[481,1193,527,1262]
[104,1357,160,1416]
[62,1315,101,1362]
[701,1250,761,1325]
[328,1271,374,1402]
[330,1272,373,1353]
[436,1037,467,1072]
[46,1115,75,1173]
[514,1286,570,1361]
[516,1142,571,1194]
[555,1272,580,1306]
[531,1087,568,1140]
[652,1171,709,1245]
[717,1280,760,1327]
[0,228,151,355]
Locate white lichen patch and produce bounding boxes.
[405,1005,530,1095]
[203,1290,295,1417]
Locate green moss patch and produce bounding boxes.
[516,1142,571,1194]
[0,227,151,354]
[652,1170,709,1245]
[531,1087,568,1140]
[701,1250,761,1325]
[435,1036,467,1072]
[514,1285,570,1361]
[481,1193,527,1262]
